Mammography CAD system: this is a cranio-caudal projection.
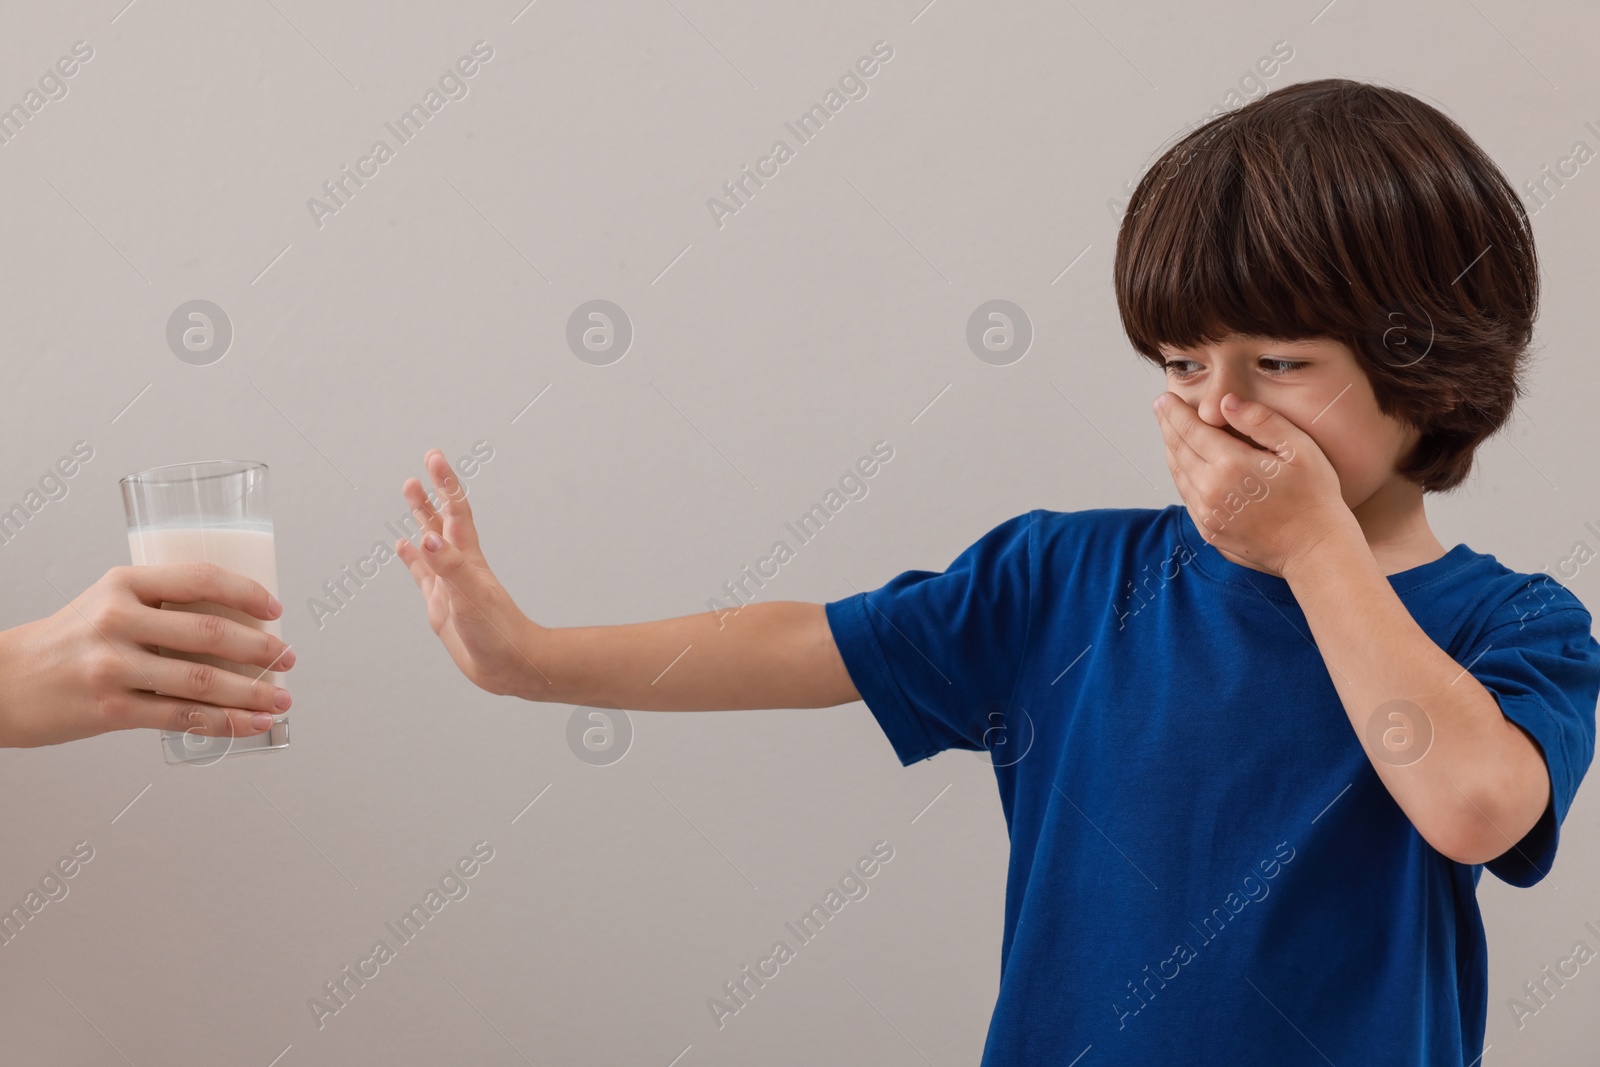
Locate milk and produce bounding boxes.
[126,525,284,686]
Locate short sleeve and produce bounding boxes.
[824,510,1037,766]
[1466,605,1600,886]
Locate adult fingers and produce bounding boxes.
[120,562,282,622]
[131,605,295,673]
[136,653,291,717]
[121,694,280,738]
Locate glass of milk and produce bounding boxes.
[120,460,290,763]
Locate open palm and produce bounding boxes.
[394,450,545,698]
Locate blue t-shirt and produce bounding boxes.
[824,504,1600,1065]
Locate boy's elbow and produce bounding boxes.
[1430,761,1550,867]
[1432,824,1512,867]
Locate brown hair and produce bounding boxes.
[1113,77,1538,493]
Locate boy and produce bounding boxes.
[393,78,1600,1064]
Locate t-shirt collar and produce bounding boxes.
[1172,505,1475,601]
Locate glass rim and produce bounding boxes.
[119,460,268,487]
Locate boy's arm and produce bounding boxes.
[1285,524,1551,867]
[525,601,857,710]
[1155,390,1568,871]
[394,449,860,712]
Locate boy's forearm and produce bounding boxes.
[1284,525,1550,865]
[515,600,858,712]
[0,624,23,747]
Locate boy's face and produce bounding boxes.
[1156,333,1422,512]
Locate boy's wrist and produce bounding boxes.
[513,618,566,704]
[1280,514,1369,589]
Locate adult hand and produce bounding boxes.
[0,564,295,748]
[1153,390,1356,578]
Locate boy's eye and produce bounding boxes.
[1160,358,1307,379]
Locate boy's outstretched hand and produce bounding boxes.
[395,449,858,714]
[395,449,545,698]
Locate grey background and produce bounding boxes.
[1,0,1597,1063]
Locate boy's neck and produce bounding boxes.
[1214,477,1446,578]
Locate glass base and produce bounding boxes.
[161,717,290,764]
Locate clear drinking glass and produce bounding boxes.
[120,460,290,763]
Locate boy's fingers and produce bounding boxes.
[402,477,443,538]
[418,530,492,617]
[425,450,481,553]
[419,529,464,574]
[394,537,436,593]
[1219,394,1304,461]
[1154,393,1208,467]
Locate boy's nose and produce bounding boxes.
[1185,383,1270,449]
[1192,369,1249,421]
[1192,389,1237,427]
